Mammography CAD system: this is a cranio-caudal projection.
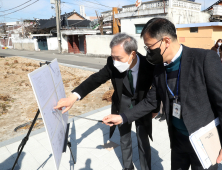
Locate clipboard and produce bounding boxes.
[200,127,221,165]
[189,118,221,169]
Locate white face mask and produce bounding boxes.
[218,43,222,46]
[113,55,133,73]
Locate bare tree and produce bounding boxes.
[95,11,104,35]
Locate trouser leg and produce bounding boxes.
[118,123,134,169]
[135,120,151,170]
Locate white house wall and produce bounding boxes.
[47,37,58,50]
[86,35,113,55]
[120,16,164,35]
[120,9,209,34]
[168,8,210,25]
[86,35,147,56]
[61,34,68,53]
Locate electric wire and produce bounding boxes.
[0,0,32,12]
[77,0,112,8]
[0,0,39,16]
[62,1,108,11]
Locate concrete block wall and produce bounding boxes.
[86,35,147,56]
[12,38,35,51]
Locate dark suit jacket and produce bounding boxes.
[123,45,222,147]
[72,53,157,139]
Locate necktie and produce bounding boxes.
[127,70,134,94]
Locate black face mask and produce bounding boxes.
[146,40,167,65]
[146,48,164,65]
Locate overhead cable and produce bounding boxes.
[0,0,32,12]
[0,0,39,16]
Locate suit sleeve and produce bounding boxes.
[72,58,112,99]
[203,50,222,130]
[121,78,161,124]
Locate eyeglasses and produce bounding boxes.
[144,39,163,53]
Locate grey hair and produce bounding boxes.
[110,33,138,55]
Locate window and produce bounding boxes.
[190,27,198,33]
[135,25,145,34]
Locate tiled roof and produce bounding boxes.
[36,11,88,29]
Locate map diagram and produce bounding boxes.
[28,59,68,170]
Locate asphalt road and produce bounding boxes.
[0,49,108,70]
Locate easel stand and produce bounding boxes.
[11,61,76,170]
[63,123,76,164]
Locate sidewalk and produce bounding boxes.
[0,106,221,170]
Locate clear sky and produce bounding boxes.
[0,0,218,23]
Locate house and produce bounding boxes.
[176,22,222,49]
[203,0,222,22]
[101,9,122,34]
[33,10,95,52]
[0,21,29,48]
[61,24,98,54]
[101,0,210,35]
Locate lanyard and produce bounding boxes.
[165,62,181,103]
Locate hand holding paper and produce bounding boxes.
[216,149,222,164]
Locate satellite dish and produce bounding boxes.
[135,0,142,8]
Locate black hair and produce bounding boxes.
[140,18,177,41]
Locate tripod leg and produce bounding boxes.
[67,142,76,164]
[11,136,28,170]
[11,109,40,170]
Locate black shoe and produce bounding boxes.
[159,114,166,122]
[155,112,162,119]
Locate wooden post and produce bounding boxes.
[163,0,165,14]
[112,7,119,34]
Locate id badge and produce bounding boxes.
[173,100,181,119]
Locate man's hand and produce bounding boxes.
[216,149,222,163]
[54,94,78,114]
[152,113,158,119]
[102,114,123,126]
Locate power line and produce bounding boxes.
[2,16,22,20]
[77,0,112,8]
[0,0,39,16]
[0,0,32,12]
[62,2,108,11]
[63,1,107,10]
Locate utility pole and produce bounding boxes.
[112,7,119,34]
[163,0,165,14]
[55,0,62,53]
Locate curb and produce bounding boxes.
[15,56,100,72]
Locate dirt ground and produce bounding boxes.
[0,56,113,142]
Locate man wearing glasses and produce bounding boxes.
[103,18,222,170]
[54,33,158,170]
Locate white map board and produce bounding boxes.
[28,59,69,170]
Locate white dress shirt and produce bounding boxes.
[73,55,140,100]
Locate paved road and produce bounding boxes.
[0,49,108,69]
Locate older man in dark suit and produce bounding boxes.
[54,33,158,170]
[103,18,222,170]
